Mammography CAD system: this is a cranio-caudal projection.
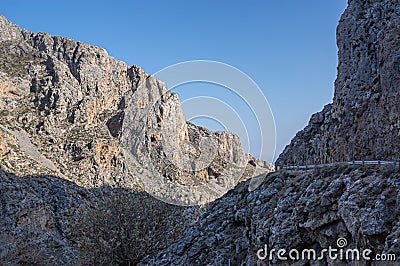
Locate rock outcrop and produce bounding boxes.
[277,0,400,166]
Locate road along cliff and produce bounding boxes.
[277,0,400,167]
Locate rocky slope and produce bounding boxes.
[277,0,400,166]
[141,164,400,265]
[0,168,191,265]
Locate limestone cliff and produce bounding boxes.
[0,16,272,205]
[277,0,400,166]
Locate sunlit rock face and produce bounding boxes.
[0,15,272,198]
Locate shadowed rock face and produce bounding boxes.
[277,0,400,166]
[0,168,190,265]
[140,165,400,265]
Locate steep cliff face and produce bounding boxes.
[277,0,400,166]
[0,16,272,202]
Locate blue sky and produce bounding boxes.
[0,0,347,161]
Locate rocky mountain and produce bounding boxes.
[277,0,400,166]
[0,15,272,205]
[1,0,400,265]
[0,14,273,264]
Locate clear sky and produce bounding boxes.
[0,0,347,162]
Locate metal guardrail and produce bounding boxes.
[276,160,400,171]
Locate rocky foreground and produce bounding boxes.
[1,163,399,265]
[0,168,192,265]
[141,164,400,265]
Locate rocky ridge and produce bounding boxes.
[0,15,272,204]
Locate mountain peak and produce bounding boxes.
[0,15,24,42]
